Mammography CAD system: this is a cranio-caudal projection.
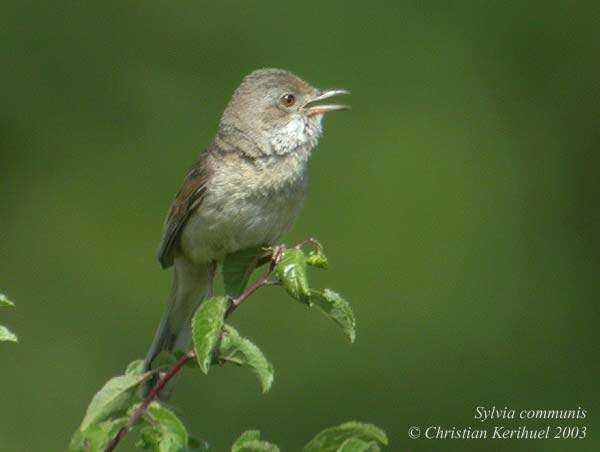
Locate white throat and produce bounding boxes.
[269,115,323,156]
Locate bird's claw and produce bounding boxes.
[271,244,286,266]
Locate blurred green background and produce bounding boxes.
[1,1,599,451]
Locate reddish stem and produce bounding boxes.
[226,257,277,317]
[104,350,194,452]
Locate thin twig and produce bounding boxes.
[104,350,195,452]
[226,253,279,317]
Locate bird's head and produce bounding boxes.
[220,68,349,155]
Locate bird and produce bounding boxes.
[143,68,349,393]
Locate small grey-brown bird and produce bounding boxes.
[144,68,349,382]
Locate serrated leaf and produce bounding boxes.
[0,293,15,307]
[0,325,18,342]
[234,440,280,452]
[303,422,388,452]
[223,246,266,297]
[275,249,311,304]
[337,438,380,452]
[192,296,230,373]
[79,371,150,431]
[219,325,274,393]
[306,249,328,269]
[69,417,127,452]
[310,289,356,343]
[135,402,189,452]
[231,430,261,451]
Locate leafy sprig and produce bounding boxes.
[69,239,383,452]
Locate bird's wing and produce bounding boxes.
[158,152,211,268]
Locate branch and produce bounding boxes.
[104,249,281,452]
[104,350,195,452]
[226,248,281,317]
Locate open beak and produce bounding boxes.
[303,89,350,116]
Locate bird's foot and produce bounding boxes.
[270,244,286,266]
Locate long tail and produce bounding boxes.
[141,257,212,398]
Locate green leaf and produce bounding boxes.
[69,417,127,452]
[303,422,388,452]
[219,325,274,393]
[234,440,280,452]
[192,296,230,373]
[125,359,146,375]
[0,325,18,342]
[0,293,17,342]
[223,246,266,297]
[79,370,150,431]
[138,426,162,450]
[69,430,86,451]
[135,402,189,452]
[231,430,261,451]
[229,427,278,451]
[310,289,356,343]
[0,293,15,307]
[337,438,380,452]
[275,249,311,304]
[306,249,328,269]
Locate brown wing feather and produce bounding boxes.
[158,151,211,268]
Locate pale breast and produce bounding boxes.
[180,150,309,264]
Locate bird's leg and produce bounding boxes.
[270,244,286,266]
[255,244,286,268]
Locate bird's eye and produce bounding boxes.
[280,93,296,107]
